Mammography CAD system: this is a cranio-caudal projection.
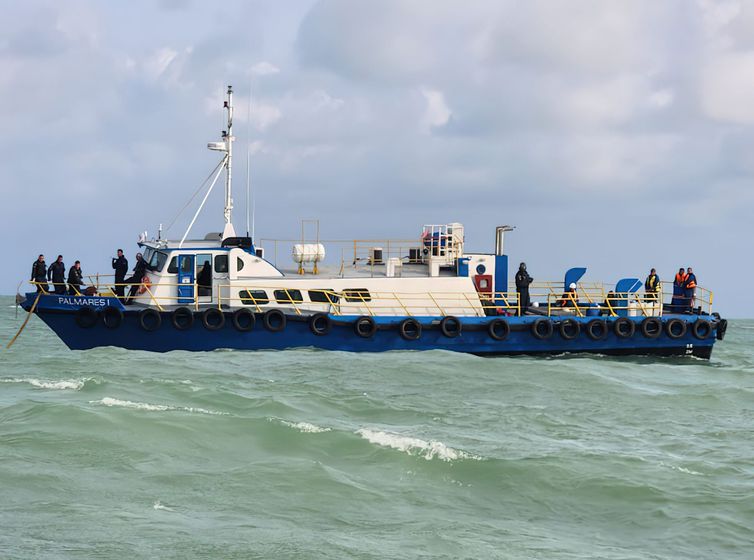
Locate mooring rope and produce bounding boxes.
[6,291,42,349]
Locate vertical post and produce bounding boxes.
[224,85,234,228]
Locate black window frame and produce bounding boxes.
[239,290,269,305]
[274,289,304,304]
[214,254,229,273]
[343,288,371,302]
[308,289,339,304]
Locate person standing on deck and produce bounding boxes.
[48,255,66,295]
[644,268,661,302]
[31,254,48,293]
[685,267,697,311]
[672,267,687,312]
[111,249,128,298]
[67,261,84,295]
[515,262,533,316]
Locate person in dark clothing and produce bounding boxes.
[197,262,212,297]
[124,253,147,304]
[558,283,579,308]
[67,261,84,295]
[515,262,533,316]
[31,254,48,293]
[644,268,661,302]
[671,267,687,312]
[48,255,67,294]
[112,249,128,298]
[685,266,697,311]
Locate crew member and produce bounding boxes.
[685,266,697,311]
[558,283,579,308]
[197,262,212,297]
[67,261,84,295]
[602,290,620,316]
[31,254,48,293]
[672,267,687,312]
[124,253,147,304]
[515,262,533,316]
[48,255,66,295]
[112,249,128,298]
[644,268,661,302]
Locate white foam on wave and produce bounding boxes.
[92,397,227,416]
[153,500,174,511]
[1,378,90,390]
[660,461,704,476]
[279,419,332,433]
[356,429,481,462]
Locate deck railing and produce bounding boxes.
[27,278,713,318]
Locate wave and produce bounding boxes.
[356,428,482,462]
[152,500,175,511]
[277,419,332,433]
[0,377,93,390]
[92,397,227,416]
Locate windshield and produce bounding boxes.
[147,250,168,272]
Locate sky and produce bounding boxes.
[0,0,751,316]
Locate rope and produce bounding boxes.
[163,158,226,234]
[6,291,42,349]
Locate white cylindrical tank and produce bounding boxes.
[292,243,326,264]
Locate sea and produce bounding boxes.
[0,296,752,559]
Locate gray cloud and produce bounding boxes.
[0,0,750,316]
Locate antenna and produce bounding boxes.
[245,80,252,238]
[208,85,236,240]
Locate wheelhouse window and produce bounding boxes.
[215,254,229,273]
[148,250,168,272]
[237,257,245,272]
[274,289,304,304]
[309,289,339,304]
[240,290,269,305]
[343,288,371,302]
[167,257,178,273]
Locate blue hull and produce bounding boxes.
[23,294,721,358]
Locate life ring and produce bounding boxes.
[613,317,635,338]
[488,318,510,341]
[171,307,194,330]
[309,313,332,336]
[138,308,161,332]
[101,306,123,329]
[439,316,462,338]
[640,317,662,339]
[585,319,608,340]
[137,275,151,295]
[75,306,98,329]
[559,318,580,340]
[354,316,377,338]
[531,318,553,340]
[263,309,286,332]
[691,319,711,340]
[201,308,225,331]
[665,318,687,339]
[232,308,255,332]
[399,318,422,341]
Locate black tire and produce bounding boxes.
[613,317,635,338]
[75,306,99,329]
[201,308,225,331]
[354,316,377,338]
[138,308,162,332]
[399,318,422,341]
[309,312,332,336]
[488,318,510,341]
[586,319,608,340]
[640,317,662,339]
[559,318,580,340]
[263,309,286,332]
[531,318,553,340]
[101,306,123,329]
[691,319,711,340]
[666,318,687,339]
[171,307,194,331]
[232,308,255,332]
[439,316,462,338]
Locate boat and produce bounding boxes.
[17,86,728,357]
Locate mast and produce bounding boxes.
[209,85,236,240]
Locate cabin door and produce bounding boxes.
[177,255,195,304]
[196,254,213,304]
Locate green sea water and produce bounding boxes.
[1,296,752,559]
